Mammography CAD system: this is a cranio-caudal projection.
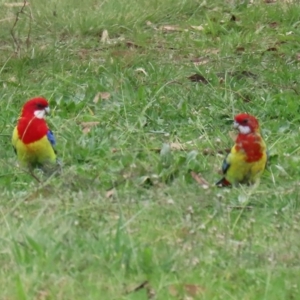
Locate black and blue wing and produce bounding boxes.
[215,153,231,187]
[47,130,56,147]
[221,154,230,175]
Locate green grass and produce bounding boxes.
[1,0,300,299]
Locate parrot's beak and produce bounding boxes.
[44,106,50,114]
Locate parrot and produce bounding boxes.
[216,113,267,187]
[12,97,61,175]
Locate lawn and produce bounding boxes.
[1,0,300,299]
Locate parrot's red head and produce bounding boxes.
[21,97,50,119]
[17,97,51,144]
[234,113,260,134]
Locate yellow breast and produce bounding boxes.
[12,127,56,168]
[225,144,267,185]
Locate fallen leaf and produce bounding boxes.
[147,287,156,299]
[125,281,155,299]
[236,46,245,53]
[93,92,111,103]
[106,189,115,198]
[146,20,152,26]
[191,57,210,66]
[184,284,205,296]
[241,71,257,78]
[126,41,141,48]
[78,49,89,59]
[81,121,100,127]
[160,25,181,32]
[188,73,208,84]
[269,22,278,28]
[203,148,215,156]
[100,29,109,43]
[203,48,219,55]
[148,148,160,153]
[296,53,300,61]
[39,44,47,50]
[203,148,230,156]
[126,281,149,294]
[100,92,110,100]
[228,206,253,210]
[190,171,210,189]
[135,68,148,76]
[168,285,178,296]
[105,36,125,45]
[8,76,17,83]
[36,290,49,300]
[166,199,175,205]
[82,127,90,134]
[170,142,184,150]
[92,92,101,104]
[168,284,205,298]
[80,121,100,134]
[190,25,204,31]
[266,47,277,52]
[4,2,30,7]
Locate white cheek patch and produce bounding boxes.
[238,125,251,134]
[233,121,239,129]
[34,109,46,119]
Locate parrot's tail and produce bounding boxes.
[215,177,231,187]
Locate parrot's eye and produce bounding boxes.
[36,103,44,109]
[242,119,248,124]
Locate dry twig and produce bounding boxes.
[10,0,33,54]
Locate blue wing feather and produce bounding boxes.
[221,154,230,174]
[47,130,56,147]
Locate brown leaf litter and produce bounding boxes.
[168,283,206,298]
[188,73,209,84]
[80,122,100,134]
[93,92,111,103]
[190,171,210,189]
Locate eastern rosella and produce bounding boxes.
[216,113,267,187]
[12,97,60,175]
